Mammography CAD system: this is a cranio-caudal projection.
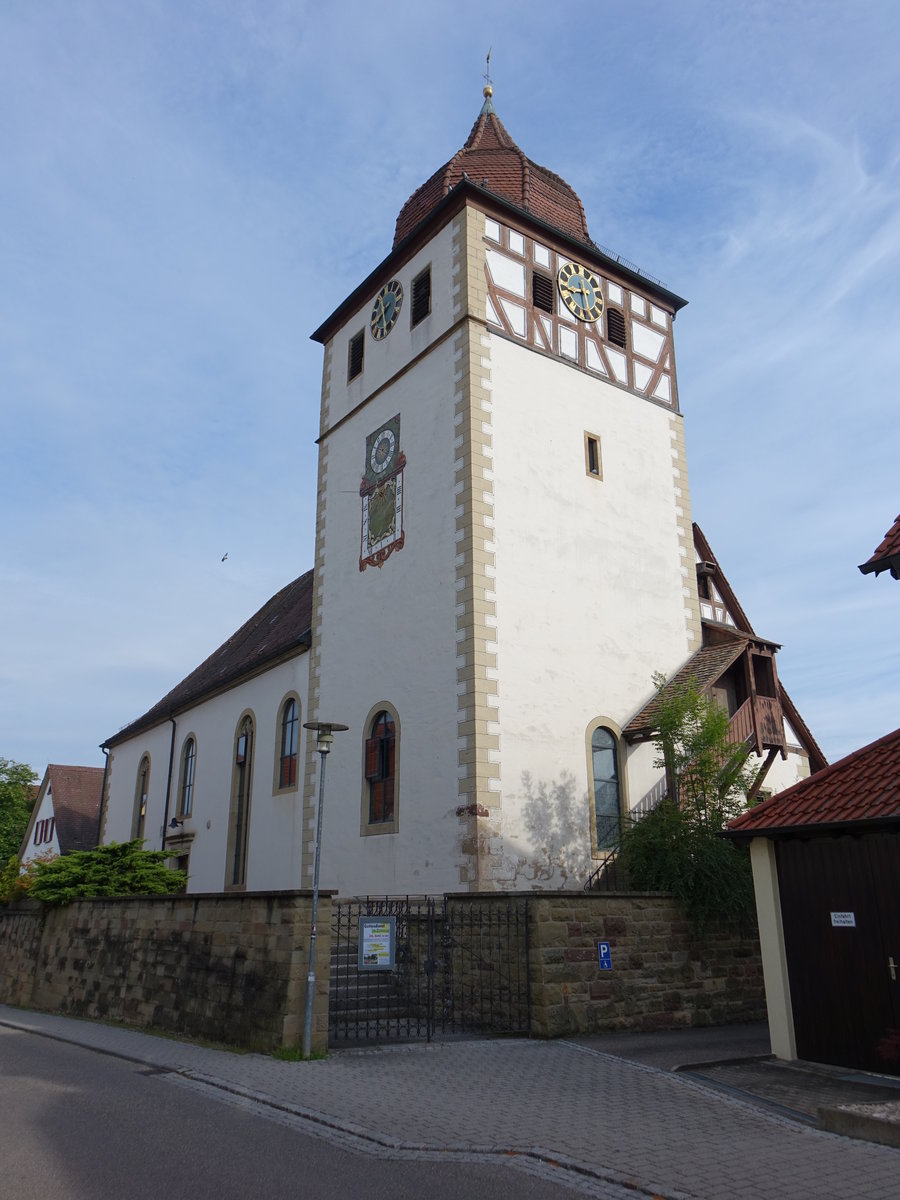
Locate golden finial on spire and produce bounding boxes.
[481,48,495,112]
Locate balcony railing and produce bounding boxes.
[728,698,755,746]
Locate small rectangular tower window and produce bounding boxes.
[411,267,431,327]
[584,432,602,480]
[532,271,554,314]
[348,330,364,381]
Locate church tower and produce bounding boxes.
[305,87,700,893]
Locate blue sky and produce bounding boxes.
[2,1,898,773]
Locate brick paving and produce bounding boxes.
[3,1006,899,1200]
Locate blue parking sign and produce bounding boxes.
[597,941,612,970]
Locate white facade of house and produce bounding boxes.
[20,780,60,865]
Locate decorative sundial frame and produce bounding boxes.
[360,415,406,572]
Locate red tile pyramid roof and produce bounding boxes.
[393,92,591,249]
[859,513,900,579]
[46,764,105,852]
[106,570,313,747]
[728,725,900,836]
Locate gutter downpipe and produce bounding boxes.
[95,745,111,849]
[161,716,177,851]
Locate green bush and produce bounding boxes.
[22,841,186,906]
[619,800,755,933]
[618,673,756,933]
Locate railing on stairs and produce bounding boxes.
[583,774,668,892]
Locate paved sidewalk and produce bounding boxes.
[2,1006,900,1200]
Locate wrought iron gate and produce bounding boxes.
[329,896,530,1044]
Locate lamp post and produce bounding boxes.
[301,720,348,1060]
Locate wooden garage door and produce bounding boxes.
[777,832,900,1074]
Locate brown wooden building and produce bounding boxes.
[728,726,900,1074]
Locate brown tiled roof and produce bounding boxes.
[106,570,314,747]
[393,101,591,249]
[728,725,900,836]
[46,765,104,852]
[623,640,748,739]
[859,513,900,579]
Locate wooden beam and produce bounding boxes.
[747,747,779,804]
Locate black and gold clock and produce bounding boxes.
[557,261,604,323]
[370,280,404,340]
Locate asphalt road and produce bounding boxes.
[0,1027,605,1200]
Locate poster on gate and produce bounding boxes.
[358,915,397,970]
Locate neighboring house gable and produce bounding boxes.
[859,513,900,580]
[20,764,104,864]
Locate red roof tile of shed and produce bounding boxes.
[393,95,591,249]
[859,513,900,579]
[105,570,313,747]
[728,725,900,835]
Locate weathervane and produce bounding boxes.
[484,48,492,92]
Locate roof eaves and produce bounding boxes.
[859,551,900,579]
[104,633,311,749]
[725,813,900,844]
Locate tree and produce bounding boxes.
[0,758,38,864]
[618,674,756,932]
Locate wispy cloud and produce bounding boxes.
[1,0,898,770]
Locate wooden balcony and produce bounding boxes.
[728,694,786,756]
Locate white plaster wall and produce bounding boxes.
[487,334,693,880]
[104,723,174,848]
[315,336,463,896]
[20,784,60,864]
[104,653,310,893]
[759,747,812,795]
[328,223,458,428]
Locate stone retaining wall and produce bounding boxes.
[528,892,764,1037]
[0,891,332,1053]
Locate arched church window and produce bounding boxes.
[365,710,396,824]
[279,697,299,788]
[133,755,150,842]
[226,715,254,889]
[591,727,621,849]
[178,737,196,817]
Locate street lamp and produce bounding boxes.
[301,720,348,1059]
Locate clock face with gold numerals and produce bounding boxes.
[370,426,397,476]
[557,261,604,323]
[370,280,404,340]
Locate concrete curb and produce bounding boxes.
[818,1103,900,1150]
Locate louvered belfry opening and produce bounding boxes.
[411,268,431,326]
[607,307,627,348]
[348,330,364,380]
[532,271,554,314]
